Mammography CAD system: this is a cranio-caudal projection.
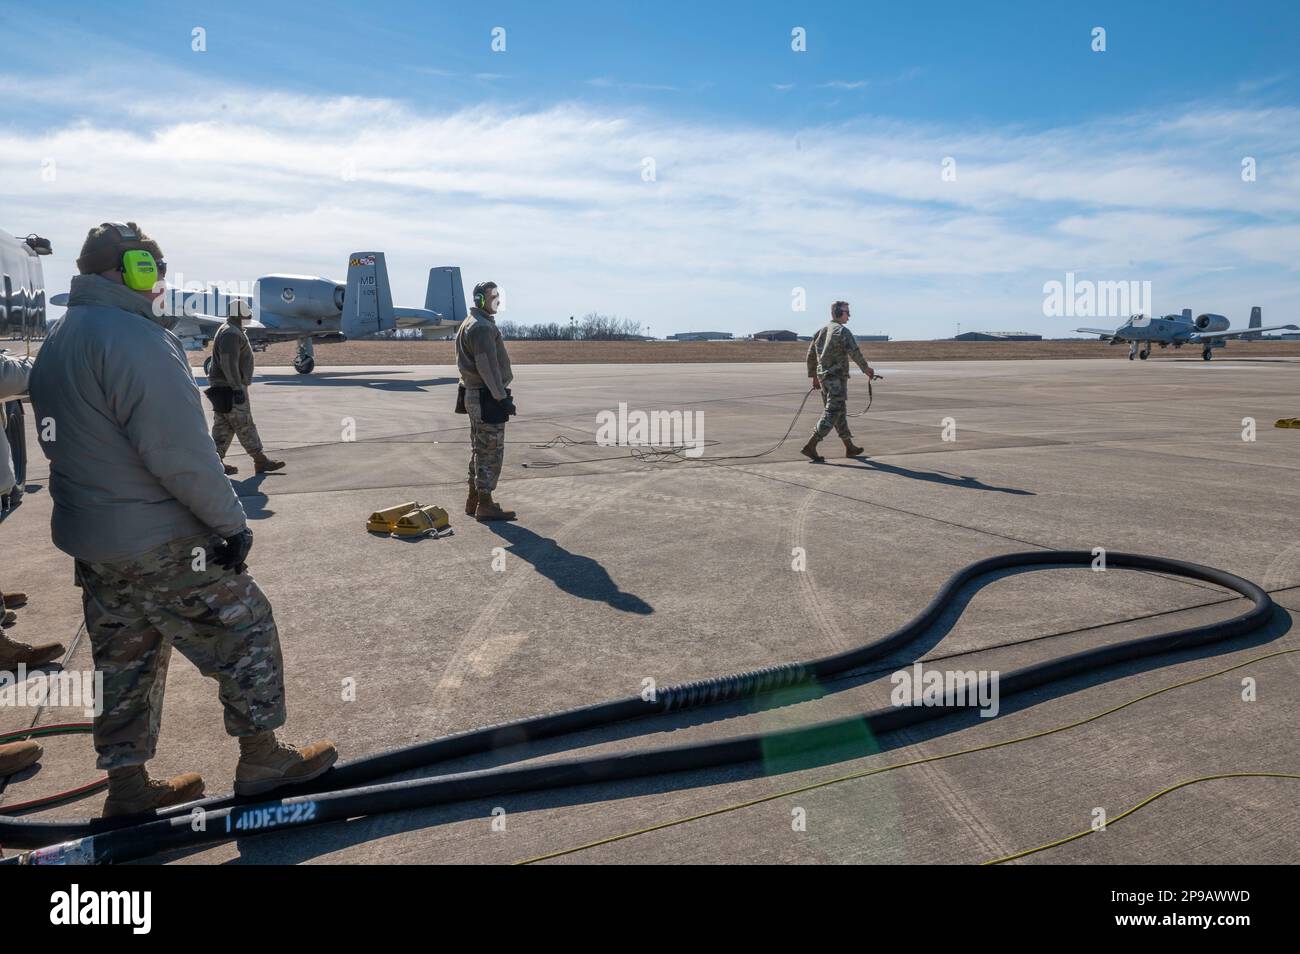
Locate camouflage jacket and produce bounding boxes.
[807,321,870,379]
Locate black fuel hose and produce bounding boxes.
[0,551,1276,862]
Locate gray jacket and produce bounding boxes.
[28,275,246,563]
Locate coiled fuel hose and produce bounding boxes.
[0,551,1278,864]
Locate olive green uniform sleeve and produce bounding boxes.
[842,328,871,375]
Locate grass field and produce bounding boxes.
[184,337,1300,366]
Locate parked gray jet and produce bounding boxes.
[51,252,467,374]
[1077,307,1299,361]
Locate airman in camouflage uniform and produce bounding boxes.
[456,281,517,520]
[28,222,336,817]
[208,299,284,475]
[802,300,879,461]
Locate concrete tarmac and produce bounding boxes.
[2,357,1298,864]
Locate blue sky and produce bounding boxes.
[4,1,1300,337]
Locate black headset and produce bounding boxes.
[473,282,497,308]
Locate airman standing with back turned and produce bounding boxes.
[456,281,518,521]
[801,300,879,462]
[208,299,284,476]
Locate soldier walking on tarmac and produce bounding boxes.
[208,299,284,476]
[802,300,879,461]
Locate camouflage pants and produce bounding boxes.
[212,395,263,457]
[465,388,506,493]
[75,533,286,770]
[814,375,853,440]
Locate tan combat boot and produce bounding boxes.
[843,438,864,457]
[222,461,239,475]
[102,765,206,817]
[465,482,480,516]
[0,633,66,667]
[252,452,285,473]
[1,591,28,608]
[474,492,517,522]
[0,740,42,777]
[800,437,824,462]
[234,731,338,797]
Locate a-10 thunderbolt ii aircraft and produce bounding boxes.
[52,252,467,374]
[1077,307,1299,361]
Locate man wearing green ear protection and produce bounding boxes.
[28,222,337,816]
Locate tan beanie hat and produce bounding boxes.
[76,222,164,275]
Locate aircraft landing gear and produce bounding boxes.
[1202,347,1213,361]
[294,337,316,374]
[1139,345,1150,360]
[1128,342,1138,361]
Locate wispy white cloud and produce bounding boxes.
[4,72,1300,336]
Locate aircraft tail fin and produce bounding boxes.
[1248,306,1262,339]
[424,266,467,326]
[341,252,395,339]
[1182,308,1192,322]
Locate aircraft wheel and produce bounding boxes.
[1202,349,1212,361]
[294,355,315,374]
[1139,350,1149,360]
[1128,352,1135,360]
[203,355,213,376]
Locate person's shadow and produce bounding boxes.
[231,472,276,519]
[823,458,1034,495]
[486,522,653,614]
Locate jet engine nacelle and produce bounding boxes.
[255,276,345,321]
[1194,313,1229,332]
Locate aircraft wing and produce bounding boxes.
[46,296,264,331]
[393,305,447,327]
[1194,323,1299,340]
[1075,327,1118,338]
[183,313,266,330]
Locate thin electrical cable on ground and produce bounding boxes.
[0,724,106,816]
[983,772,1300,865]
[521,386,823,468]
[511,647,1299,864]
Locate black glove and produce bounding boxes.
[212,528,254,573]
[501,394,517,417]
[231,389,246,405]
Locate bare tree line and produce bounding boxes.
[497,312,644,341]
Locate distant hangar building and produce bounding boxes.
[954,331,1042,342]
[667,331,734,341]
[752,329,798,342]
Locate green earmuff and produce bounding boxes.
[120,249,159,292]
